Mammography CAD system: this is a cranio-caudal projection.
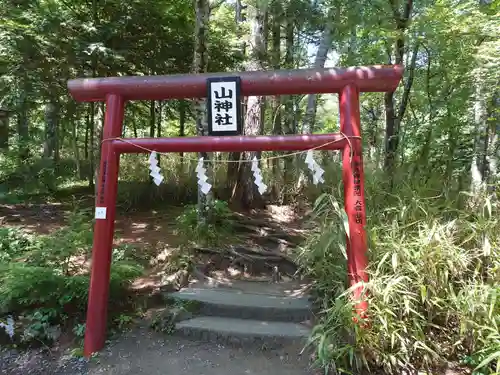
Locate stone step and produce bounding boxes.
[175,316,311,348]
[168,284,312,322]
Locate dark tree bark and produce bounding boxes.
[193,0,212,221]
[149,100,156,138]
[43,100,58,159]
[230,2,267,209]
[281,5,294,202]
[0,110,10,150]
[270,0,282,186]
[383,0,414,175]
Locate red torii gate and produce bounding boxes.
[67,65,403,357]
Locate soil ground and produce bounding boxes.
[88,327,312,375]
[1,328,313,375]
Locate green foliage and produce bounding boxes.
[0,156,90,201]
[0,227,36,263]
[20,308,61,343]
[116,155,199,209]
[72,323,86,338]
[113,314,134,331]
[25,210,94,274]
[301,173,500,374]
[176,199,236,245]
[112,243,150,266]
[0,212,144,344]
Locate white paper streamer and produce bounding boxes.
[196,157,212,195]
[305,150,325,185]
[0,316,15,339]
[251,156,267,195]
[148,151,164,186]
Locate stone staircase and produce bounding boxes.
[166,279,313,349]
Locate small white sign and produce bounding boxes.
[95,207,107,219]
[207,77,242,136]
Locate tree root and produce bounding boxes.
[192,245,299,279]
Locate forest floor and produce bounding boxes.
[0,201,316,375]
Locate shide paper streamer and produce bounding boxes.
[251,156,267,195]
[148,151,164,186]
[196,157,212,195]
[0,316,14,339]
[144,149,324,194]
[305,150,325,185]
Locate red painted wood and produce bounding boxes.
[83,94,125,356]
[110,134,348,154]
[68,65,403,102]
[339,85,369,315]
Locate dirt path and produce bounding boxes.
[88,328,313,375]
[1,328,313,375]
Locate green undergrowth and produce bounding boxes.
[0,211,144,346]
[175,199,236,246]
[300,174,499,375]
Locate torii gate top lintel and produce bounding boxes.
[68,65,403,102]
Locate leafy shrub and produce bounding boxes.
[112,243,150,266]
[0,156,82,197]
[25,210,94,274]
[0,227,37,263]
[0,212,144,344]
[301,178,499,375]
[176,199,235,245]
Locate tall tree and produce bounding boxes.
[302,5,339,135]
[230,0,267,209]
[383,0,414,175]
[193,0,212,220]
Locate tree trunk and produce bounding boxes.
[68,101,82,179]
[486,91,499,179]
[0,110,10,150]
[17,89,30,161]
[297,6,338,189]
[302,7,337,135]
[282,7,294,203]
[414,45,433,178]
[178,100,186,173]
[470,71,488,193]
[445,105,457,185]
[132,117,138,138]
[270,0,282,197]
[88,102,95,189]
[235,0,247,58]
[227,0,248,197]
[88,0,99,190]
[93,103,105,195]
[193,0,212,222]
[230,2,267,209]
[383,0,414,176]
[84,108,89,160]
[149,100,156,138]
[283,9,294,136]
[43,100,58,159]
[270,1,282,138]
